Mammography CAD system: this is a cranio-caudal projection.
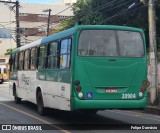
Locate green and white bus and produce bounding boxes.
[9,25,148,115]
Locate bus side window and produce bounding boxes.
[14,53,19,70]
[30,47,38,70]
[24,49,30,70]
[19,51,24,70]
[48,41,58,69]
[38,45,47,69]
[10,55,14,71]
[59,38,71,69]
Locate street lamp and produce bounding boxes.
[42,9,52,36]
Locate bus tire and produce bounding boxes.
[0,79,4,84]
[37,91,46,116]
[13,86,21,104]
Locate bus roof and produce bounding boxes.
[11,25,143,54]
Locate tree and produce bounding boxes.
[5,48,14,55]
[54,17,76,33]
[55,0,160,51]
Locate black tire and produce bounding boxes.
[37,91,46,115]
[0,79,3,84]
[13,87,21,104]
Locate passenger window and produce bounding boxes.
[60,39,71,69]
[14,53,19,70]
[48,42,58,69]
[10,55,14,71]
[30,47,38,70]
[24,50,30,70]
[19,51,24,70]
[38,45,47,69]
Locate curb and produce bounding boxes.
[145,106,160,115]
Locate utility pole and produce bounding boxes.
[0,0,20,48]
[43,9,52,36]
[47,9,52,36]
[16,0,20,47]
[148,0,158,105]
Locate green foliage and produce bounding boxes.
[54,17,76,33]
[5,48,14,55]
[55,0,160,50]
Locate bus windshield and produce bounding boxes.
[78,30,144,57]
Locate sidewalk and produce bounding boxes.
[145,106,160,115]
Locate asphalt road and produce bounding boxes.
[0,82,160,133]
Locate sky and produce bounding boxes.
[19,0,62,4]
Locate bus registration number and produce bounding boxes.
[122,93,136,99]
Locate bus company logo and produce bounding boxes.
[2,125,11,130]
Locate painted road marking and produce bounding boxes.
[124,110,160,119]
[0,102,70,133]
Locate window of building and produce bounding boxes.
[65,3,71,6]
[0,59,5,64]
[19,13,28,16]
[38,14,48,17]
[4,68,7,74]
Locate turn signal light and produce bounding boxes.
[142,80,148,85]
[76,86,81,92]
[74,80,80,86]
[141,87,145,92]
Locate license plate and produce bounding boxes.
[106,89,118,93]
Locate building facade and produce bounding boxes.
[0,1,73,56]
[0,1,74,76]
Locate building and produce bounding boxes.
[49,0,77,6]
[0,1,74,74]
[0,1,74,56]
[19,2,73,45]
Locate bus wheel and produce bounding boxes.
[13,88,21,104]
[37,91,46,115]
[0,79,3,84]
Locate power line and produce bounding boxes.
[99,3,148,24]
[27,16,73,36]
[27,0,126,30]
[22,4,74,24]
[28,0,130,31]
[79,0,134,23]
[22,0,139,37]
